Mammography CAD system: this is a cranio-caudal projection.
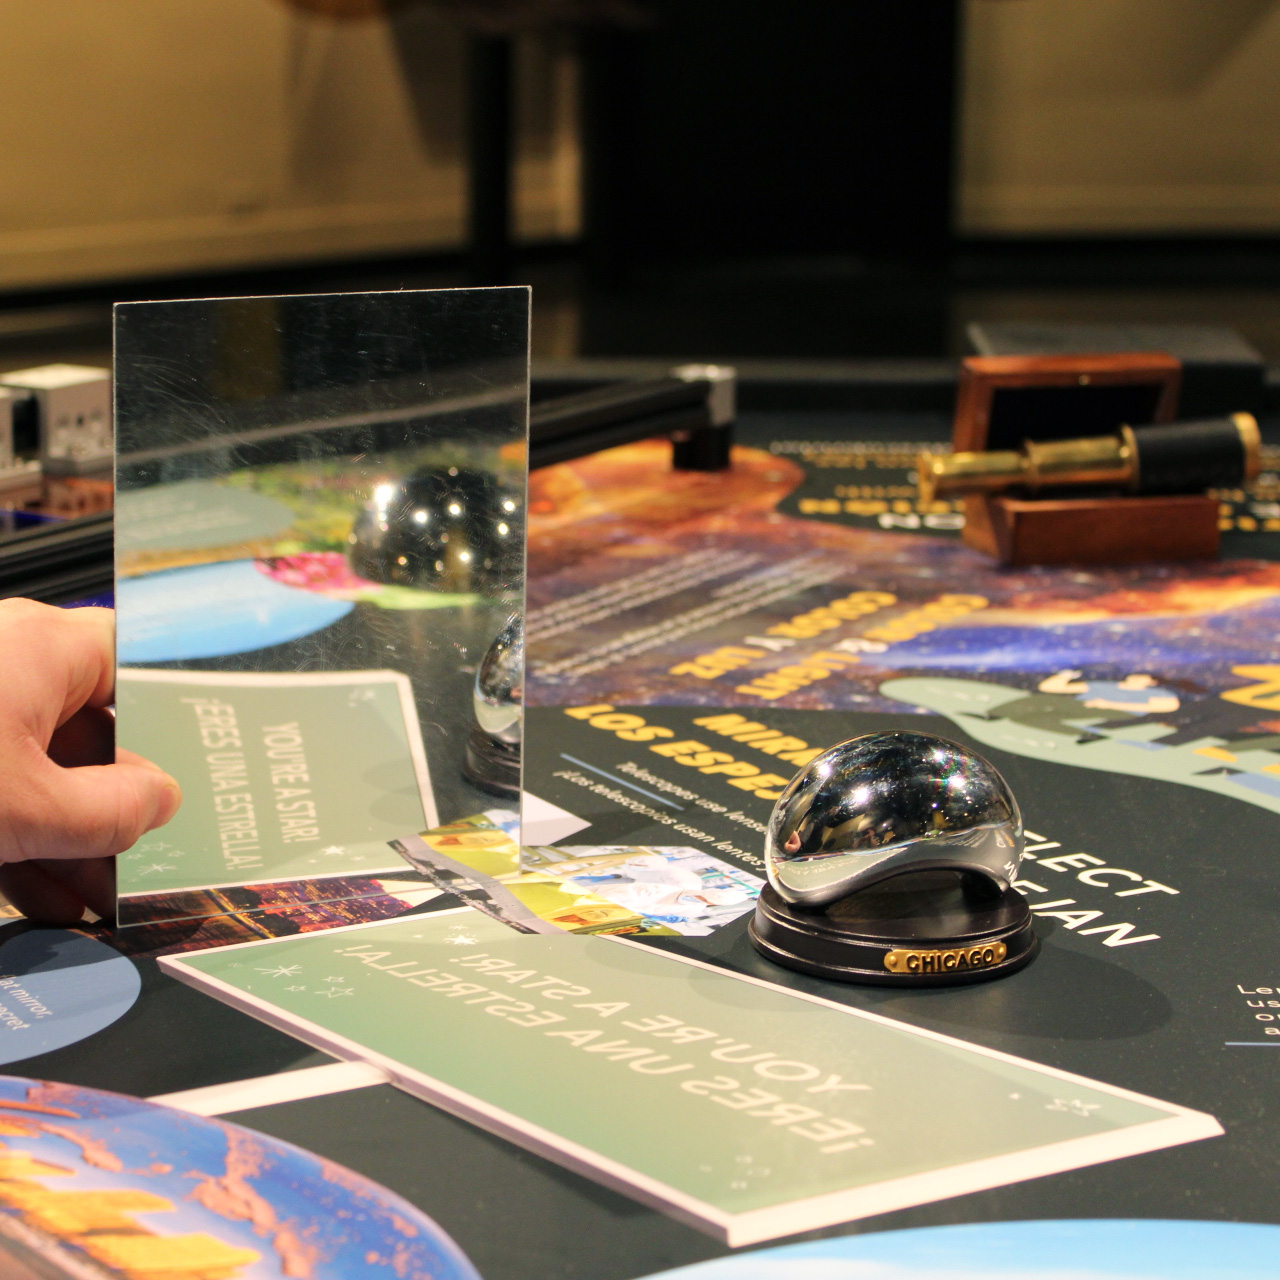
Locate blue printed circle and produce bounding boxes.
[117,560,353,663]
[646,1219,1280,1279]
[0,928,140,1063]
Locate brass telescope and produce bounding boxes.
[918,413,1261,505]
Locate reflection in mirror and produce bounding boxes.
[114,289,529,933]
[465,613,523,798]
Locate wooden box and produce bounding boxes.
[954,352,1181,452]
[962,493,1220,567]
[952,352,1220,565]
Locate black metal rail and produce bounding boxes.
[0,511,113,604]
[528,373,734,470]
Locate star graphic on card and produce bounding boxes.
[285,985,307,992]
[1046,1098,1101,1117]
[316,987,354,998]
[256,964,304,979]
[137,863,175,875]
[319,845,347,857]
[138,841,173,852]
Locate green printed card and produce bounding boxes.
[117,669,436,903]
[160,912,1220,1244]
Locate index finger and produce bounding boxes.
[0,601,115,739]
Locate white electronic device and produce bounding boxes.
[0,363,112,475]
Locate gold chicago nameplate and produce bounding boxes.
[883,942,1008,975]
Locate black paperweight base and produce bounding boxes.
[462,727,520,798]
[748,869,1038,986]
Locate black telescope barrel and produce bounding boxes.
[1132,417,1251,495]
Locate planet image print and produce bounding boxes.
[0,1075,478,1280]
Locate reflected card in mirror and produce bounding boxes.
[114,288,529,928]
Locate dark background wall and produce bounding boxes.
[582,1,960,270]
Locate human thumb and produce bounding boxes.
[15,750,182,862]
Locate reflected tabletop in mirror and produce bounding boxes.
[113,288,529,931]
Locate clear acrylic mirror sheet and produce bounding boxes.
[113,289,529,930]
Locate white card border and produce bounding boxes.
[159,911,1222,1246]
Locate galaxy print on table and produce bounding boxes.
[525,435,1280,816]
[526,438,1280,707]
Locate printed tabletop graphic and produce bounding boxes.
[0,1074,479,1280]
[116,670,436,915]
[641,1218,1280,1279]
[525,845,762,936]
[885,674,1280,820]
[0,928,139,1066]
[108,811,520,958]
[525,435,1280,822]
[396,830,761,940]
[160,912,1219,1246]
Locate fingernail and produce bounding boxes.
[150,778,183,830]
